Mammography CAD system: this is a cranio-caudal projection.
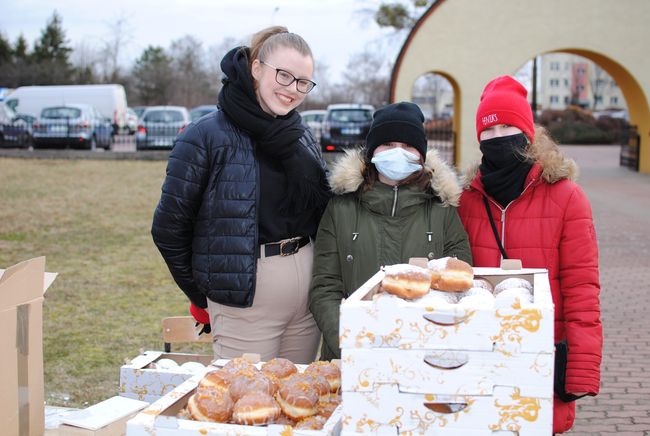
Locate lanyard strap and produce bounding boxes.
[482,196,508,259]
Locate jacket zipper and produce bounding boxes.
[486,179,537,261]
[391,185,399,217]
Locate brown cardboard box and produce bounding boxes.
[0,257,57,436]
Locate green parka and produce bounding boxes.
[309,148,472,360]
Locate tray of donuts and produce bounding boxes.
[339,258,554,354]
[126,355,343,435]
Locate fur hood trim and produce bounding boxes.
[329,148,462,207]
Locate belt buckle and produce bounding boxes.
[279,237,302,256]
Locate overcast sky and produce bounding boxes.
[0,0,406,83]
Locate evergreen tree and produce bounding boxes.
[31,11,74,84]
[132,46,174,105]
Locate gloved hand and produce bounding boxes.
[189,303,211,335]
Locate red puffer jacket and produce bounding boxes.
[458,160,602,434]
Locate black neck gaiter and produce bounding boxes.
[479,133,533,208]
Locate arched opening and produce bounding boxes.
[512,50,647,170]
[411,72,460,166]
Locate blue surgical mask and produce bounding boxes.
[370,147,423,181]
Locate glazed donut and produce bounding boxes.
[198,369,232,395]
[381,264,432,300]
[294,414,328,430]
[289,372,330,402]
[276,373,319,420]
[229,371,277,402]
[271,413,296,426]
[317,395,341,419]
[494,278,533,295]
[222,357,259,375]
[232,392,281,426]
[262,358,298,382]
[427,257,473,292]
[304,361,341,393]
[187,389,234,423]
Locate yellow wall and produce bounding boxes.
[391,0,650,173]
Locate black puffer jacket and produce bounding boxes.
[151,109,325,309]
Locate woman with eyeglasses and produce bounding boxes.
[152,26,330,363]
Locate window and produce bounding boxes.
[595,96,603,103]
[550,79,560,87]
[550,62,560,71]
[564,96,570,104]
[611,96,619,105]
[550,95,559,103]
[564,79,569,87]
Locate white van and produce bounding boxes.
[5,84,128,132]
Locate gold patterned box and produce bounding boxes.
[340,384,552,436]
[339,267,554,355]
[126,371,343,435]
[119,351,213,403]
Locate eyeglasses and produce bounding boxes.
[260,61,316,94]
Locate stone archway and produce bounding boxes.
[390,0,650,173]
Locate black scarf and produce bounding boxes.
[479,133,533,208]
[218,47,330,214]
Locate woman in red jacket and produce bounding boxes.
[458,75,602,434]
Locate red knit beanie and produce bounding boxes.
[475,75,535,143]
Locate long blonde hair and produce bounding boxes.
[522,125,578,183]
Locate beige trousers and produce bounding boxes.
[206,242,320,364]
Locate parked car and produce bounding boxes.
[32,104,113,150]
[0,102,34,148]
[136,106,190,150]
[320,104,375,152]
[125,108,139,135]
[300,109,327,143]
[189,105,218,122]
[131,106,148,118]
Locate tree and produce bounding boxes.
[98,17,133,83]
[341,49,390,108]
[168,35,212,107]
[132,46,174,105]
[31,11,74,84]
[0,32,11,64]
[374,0,433,30]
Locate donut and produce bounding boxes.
[289,372,330,402]
[232,392,281,425]
[222,357,259,375]
[472,278,494,292]
[229,371,277,402]
[494,278,532,295]
[457,287,495,308]
[187,389,233,423]
[427,257,473,292]
[198,369,232,395]
[381,264,432,300]
[262,358,298,381]
[271,413,296,425]
[419,289,459,305]
[294,414,328,430]
[317,395,341,419]
[304,361,341,393]
[495,287,533,306]
[276,373,319,420]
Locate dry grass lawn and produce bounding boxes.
[0,157,212,408]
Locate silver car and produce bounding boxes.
[136,106,190,150]
[32,104,112,150]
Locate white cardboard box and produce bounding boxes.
[339,267,554,355]
[119,351,213,403]
[126,374,342,436]
[341,384,552,436]
[0,257,57,436]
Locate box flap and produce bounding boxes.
[0,257,55,309]
[60,396,148,431]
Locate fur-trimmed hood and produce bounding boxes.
[328,148,462,207]
[461,127,578,188]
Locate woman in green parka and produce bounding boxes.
[309,102,472,360]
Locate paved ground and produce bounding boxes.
[560,145,650,436]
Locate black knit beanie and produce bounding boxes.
[365,101,427,160]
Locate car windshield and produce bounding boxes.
[144,110,184,123]
[41,107,81,119]
[330,109,372,123]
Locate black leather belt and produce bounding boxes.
[259,237,310,258]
